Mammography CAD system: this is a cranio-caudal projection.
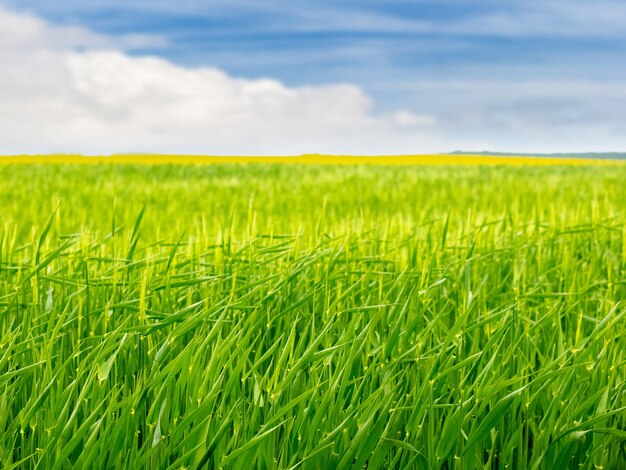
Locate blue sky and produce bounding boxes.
[10,1,626,85]
[2,0,626,154]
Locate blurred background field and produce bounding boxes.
[2,162,625,240]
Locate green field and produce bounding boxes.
[1,163,625,469]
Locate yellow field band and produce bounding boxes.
[0,154,623,165]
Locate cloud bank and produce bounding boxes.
[0,5,445,155]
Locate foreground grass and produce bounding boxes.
[0,163,625,469]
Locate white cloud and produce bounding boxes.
[0,5,443,155]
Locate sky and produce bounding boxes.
[2,0,626,155]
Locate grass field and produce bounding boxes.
[1,162,625,469]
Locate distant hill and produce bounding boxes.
[450,151,626,160]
